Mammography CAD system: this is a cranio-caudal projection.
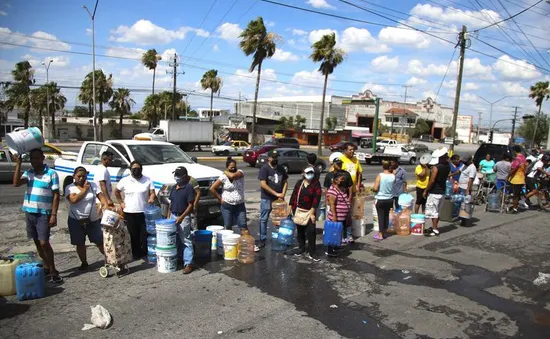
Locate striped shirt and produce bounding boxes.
[327,185,351,222]
[21,165,59,214]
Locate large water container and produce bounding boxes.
[396,207,411,236]
[238,230,255,264]
[147,236,157,264]
[144,205,162,223]
[271,199,289,226]
[6,127,44,154]
[194,230,213,259]
[277,218,296,245]
[387,208,396,234]
[0,259,20,296]
[155,219,177,247]
[323,221,343,246]
[271,231,288,252]
[15,263,45,301]
[487,193,500,211]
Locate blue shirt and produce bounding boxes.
[376,173,395,200]
[258,164,288,201]
[392,167,407,197]
[449,162,464,181]
[169,182,195,214]
[21,165,59,215]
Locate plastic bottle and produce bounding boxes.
[271,199,289,226]
[278,218,296,245]
[396,206,411,236]
[445,180,453,197]
[387,208,396,233]
[237,230,255,264]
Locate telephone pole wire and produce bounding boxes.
[450,25,469,153]
[511,106,520,144]
[167,53,185,120]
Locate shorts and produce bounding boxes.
[511,184,523,199]
[425,194,444,219]
[68,218,103,245]
[25,212,51,242]
[496,179,507,191]
[415,187,427,206]
[526,177,537,192]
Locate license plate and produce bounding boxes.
[209,205,220,214]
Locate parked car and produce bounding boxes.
[473,143,525,167]
[0,147,32,182]
[442,137,461,146]
[376,139,402,152]
[363,145,416,165]
[243,144,279,167]
[211,140,250,156]
[264,137,300,149]
[329,141,358,152]
[406,143,429,154]
[256,148,326,174]
[419,134,434,142]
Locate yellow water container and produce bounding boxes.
[0,259,20,296]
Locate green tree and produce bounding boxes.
[72,105,89,117]
[200,69,222,121]
[239,16,278,144]
[529,81,550,147]
[141,49,161,95]
[277,115,307,130]
[30,87,47,131]
[310,32,345,155]
[80,70,113,140]
[518,114,548,146]
[109,88,135,138]
[77,79,93,118]
[6,61,35,128]
[142,93,161,128]
[325,116,338,130]
[44,82,67,137]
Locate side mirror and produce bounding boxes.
[191,156,198,163]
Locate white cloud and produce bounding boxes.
[309,29,338,44]
[500,81,529,96]
[0,27,26,49]
[216,22,243,42]
[21,54,71,69]
[106,46,146,59]
[464,82,479,91]
[30,31,71,52]
[461,93,479,102]
[213,44,220,52]
[265,21,276,28]
[272,49,300,62]
[370,55,399,72]
[492,55,541,81]
[408,59,449,76]
[443,80,457,89]
[228,68,277,88]
[410,4,502,30]
[453,58,494,80]
[361,83,388,95]
[85,28,92,36]
[306,0,335,10]
[291,69,325,87]
[0,10,6,16]
[422,90,438,100]
[159,48,177,63]
[406,77,427,86]
[340,27,389,53]
[292,29,308,36]
[109,20,205,45]
[378,26,431,49]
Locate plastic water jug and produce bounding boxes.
[445,180,453,196]
[237,230,255,264]
[351,195,366,219]
[147,236,157,264]
[277,218,296,246]
[323,220,343,246]
[15,263,45,301]
[144,205,162,223]
[387,208,396,233]
[194,230,213,259]
[318,207,326,221]
[271,199,289,226]
[487,193,499,210]
[271,231,288,252]
[396,207,411,236]
[439,198,454,222]
[0,259,20,296]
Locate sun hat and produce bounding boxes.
[428,147,449,165]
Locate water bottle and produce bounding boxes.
[237,230,255,264]
[445,180,453,197]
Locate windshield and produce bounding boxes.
[128,144,194,165]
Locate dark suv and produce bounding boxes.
[265,138,300,149]
[473,143,524,166]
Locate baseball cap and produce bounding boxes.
[173,166,188,177]
[333,158,343,165]
[304,166,315,174]
[268,149,279,158]
[329,152,343,164]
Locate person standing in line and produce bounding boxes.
[324,157,353,199]
[288,167,322,261]
[340,143,363,194]
[168,166,196,274]
[174,167,200,231]
[526,149,539,163]
[494,154,511,192]
[423,148,451,237]
[414,158,430,214]
[65,166,107,271]
[307,153,321,182]
[115,160,156,260]
[13,149,62,283]
[507,145,526,213]
[93,151,114,207]
[524,153,544,207]
[458,156,476,196]
[449,154,463,182]
[389,158,407,209]
[326,172,352,256]
[372,161,395,240]
[478,154,496,175]
[258,150,288,248]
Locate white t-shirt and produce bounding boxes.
[528,160,543,178]
[219,170,245,205]
[116,175,154,213]
[458,164,477,190]
[93,164,112,197]
[65,182,100,221]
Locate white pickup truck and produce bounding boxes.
[54,140,223,220]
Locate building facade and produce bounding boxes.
[41,116,150,141]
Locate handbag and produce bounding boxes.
[292,181,313,226]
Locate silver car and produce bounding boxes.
[0,148,32,182]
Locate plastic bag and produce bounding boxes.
[82,305,112,330]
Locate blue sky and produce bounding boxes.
[0,0,549,127]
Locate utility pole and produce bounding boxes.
[82,0,99,141]
[511,106,519,144]
[401,85,412,134]
[449,25,469,153]
[477,112,482,143]
[167,53,184,120]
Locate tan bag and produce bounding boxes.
[293,207,312,226]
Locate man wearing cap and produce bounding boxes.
[168,166,196,274]
[258,150,289,248]
[340,143,363,193]
[423,148,450,237]
[458,156,476,196]
[414,155,430,214]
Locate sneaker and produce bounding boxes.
[286,248,305,256]
[306,253,321,262]
[347,236,355,243]
[257,241,266,249]
[50,273,63,283]
[78,262,89,271]
[182,265,193,274]
[325,251,338,258]
[254,245,260,252]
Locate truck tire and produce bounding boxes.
[178,143,194,152]
[222,150,230,156]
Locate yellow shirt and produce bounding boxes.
[510,164,526,185]
[415,165,429,189]
[340,155,363,191]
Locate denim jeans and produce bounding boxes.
[259,199,272,242]
[172,213,193,266]
[220,202,247,230]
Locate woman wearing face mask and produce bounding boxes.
[65,167,107,270]
[115,161,156,260]
[288,166,322,261]
[326,172,351,257]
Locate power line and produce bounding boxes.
[434,48,458,103]
[180,0,219,56]
[473,0,544,31]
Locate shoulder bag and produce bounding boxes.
[293,181,313,226]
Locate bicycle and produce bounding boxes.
[535,177,550,212]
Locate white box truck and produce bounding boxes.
[134,119,214,151]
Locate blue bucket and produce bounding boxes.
[194,230,213,259]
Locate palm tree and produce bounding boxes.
[6,61,35,128]
[109,88,135,138]
[44,82,66,137]
[81,70,113,140]
[310,33,345,155]
[30,87,47,131]
[78,79,93,118]
[200,69,222,121]
[529,81,550,148]
[141,49,161,95]
[142,93,161,128]
[239,17,278,144]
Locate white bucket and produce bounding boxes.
[156,246,177,273]
[410,217,426,236]
[223,234,241,261]
[156,220,177,247]
[6,127,44,154]
[206,226,225,250]
[216,230,234,256]
[100,210,120,227]
[352,218,367,237]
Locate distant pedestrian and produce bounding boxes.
[288,167,322,261]
[307,153,320,182]
[115,160,156,260]
[508,145,526,213]
[494,154,511,192]
[526,149,539,163]
[340,143,363,194]
[478,154,495,175]
[414,159,430,214]
[458,156,476,196]
[324,156,353,199]
[373,161,395,240]
[258,150,288,248]
[174,167,200,231]
[424,148,450,237]
[326,172,351,256]
[449,154,463,182]
[389,158,407,209]
[13,148,62,283]
[93,151,114,207]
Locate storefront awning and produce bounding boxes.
[352,131,372,138]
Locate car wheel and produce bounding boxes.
[409,157,416,165]
[365,159,372,165]
[282,164,290,174]
[222,150,230,156]
[248,161,256,167]
[214,152,220,156]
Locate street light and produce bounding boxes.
[83,0,99,141]
[477,95,509,131]
[41,59,53,133]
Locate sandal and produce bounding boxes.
[373,233,384,241]
[425,228,440,237]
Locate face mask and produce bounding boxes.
[305,173,314,180]
[131,167,142,178]
[174,176,187,185]
[270,159,278,166]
